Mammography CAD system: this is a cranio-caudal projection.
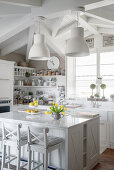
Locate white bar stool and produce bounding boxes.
[27,126,64,170]
[1,122,28,170]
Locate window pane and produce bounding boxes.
[66,54,97,98]
[100,52,114,97]
[76,54,97,97]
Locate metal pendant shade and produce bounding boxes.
[29,34,50,61]
[66,27,89,57]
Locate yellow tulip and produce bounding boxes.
[49,106,52,109]
[49,111,52,114]
[64,108,67,110]
[62,112,65,115]
[60,105,63,108]
[53,101,55,105]
[55,103,58,107]
[45,111,49,115]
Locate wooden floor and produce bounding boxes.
[93,149,114,170]
[1,149,114,170]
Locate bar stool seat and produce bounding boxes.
[32,135,63,148]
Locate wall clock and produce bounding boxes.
[47,56,60,70]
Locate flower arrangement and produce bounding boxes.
[45,102,67,120]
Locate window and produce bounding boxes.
[76,54,96,97]
[66,54,97,98]
[100,52,114,97]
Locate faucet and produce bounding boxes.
[91,99,100,108]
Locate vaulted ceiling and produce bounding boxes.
[0,0,114,60]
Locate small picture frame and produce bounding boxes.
[86,38,94,48]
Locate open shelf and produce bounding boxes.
[14,85,57,88]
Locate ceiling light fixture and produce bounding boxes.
[66,7,89,57]
[29,17,50,61]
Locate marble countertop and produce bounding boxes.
[0,111,97,129]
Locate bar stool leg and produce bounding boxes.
[44,150,48,170]
[17,145,21,170]
[33,151,35,168]
[8,146,10,169]
[28,147,32,170]
[58,144,62,169]
[1,144,6,169]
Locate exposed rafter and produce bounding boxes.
[79,17,99,34]
[85,0,114,11]
[0,0,42,7]
[0,15,33,44]
[1,36,27,56]
[88,18,114,28]
[98,27,114,34]
[56,22,76,38]
[52,17,64,37]
[85,12,114,25]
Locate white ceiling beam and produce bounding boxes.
[85,12,114,25]
[98,28,114,34]
[0,0,42,7]
[1,36,28,56]
[0,15,33,44]
[40,23,65,59]
[31,0,100,18]
[52,17,64,37]
[85,0,114,11]
[0,14,26,18]
[84,30,92,37]
[88,18,114,28]
[26,25,35,62]
[79,17,99,34]
[56,22,76,38]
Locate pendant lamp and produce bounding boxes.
[66,8,89,57]
[29,17,50,60]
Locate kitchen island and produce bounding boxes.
[0,111,100,170]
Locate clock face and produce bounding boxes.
[47,56,60,70]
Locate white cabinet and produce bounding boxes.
[108,111,114,148]
[87,118,99,170]
[99,111,108,152]
[0,60,14,100]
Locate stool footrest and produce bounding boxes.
[32,162,43,170]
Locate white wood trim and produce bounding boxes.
[0,0,42,7]
[52,17,64,37]
[0,15,33,44]
[85,0,114,11]
[1,36,28,56]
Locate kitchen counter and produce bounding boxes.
[0,111,94,129]
[0,111,100,170]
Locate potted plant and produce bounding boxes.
[25,72,30,78]
[95,93,100,98]
[100,84,106,99]
[45,102,67,120]
[90,84,96,98]
[110,94,114,102]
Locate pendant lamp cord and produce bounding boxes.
[76,11,79,27]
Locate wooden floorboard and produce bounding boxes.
[93,148,114,170]
[1,148,114,169]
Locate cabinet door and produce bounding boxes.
[87,118,100,169]
[0,62,11,79]
[109,112,114,144]
[100,120,107,143]
[67,125,83,170]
